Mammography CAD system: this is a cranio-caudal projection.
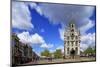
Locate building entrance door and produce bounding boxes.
[70,48,75,59]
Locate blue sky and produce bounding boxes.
[12,1,96,55]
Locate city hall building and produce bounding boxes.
[64,21,81,58]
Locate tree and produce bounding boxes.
[41,49,51,57]
[54,49,63,58]
[84,46,95,54]
[92,46,96,54]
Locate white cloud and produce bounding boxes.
[29,3,95,42]
[37,3,94,25]
[28,2,43,15]
[80,33,95,51]
[12,2,34,30]
[59,28,64,40]
[30,3,95,34]
[34,3,95,52]
[41,43,53,48]
[80,20,95,34]
[80,43,88,51]
[31,33,45,44]
[17,31,45,44]
[17,31,54,48]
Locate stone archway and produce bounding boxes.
[70,48,75,59]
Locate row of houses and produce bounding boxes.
[12,33,39,65]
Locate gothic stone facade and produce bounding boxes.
[64,22,80,58]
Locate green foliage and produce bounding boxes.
[41,49,51,57]
[54,49,63,58]
[84,46,95,54]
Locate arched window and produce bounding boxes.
[67,48,69,54]
[76,36,78,39]
[76,41,78,46]
[71,41,74,46]
[67,41,69,46]
[75,47,78,55]
[71,24,74,27]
